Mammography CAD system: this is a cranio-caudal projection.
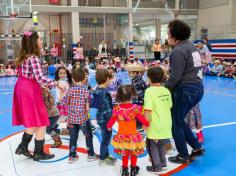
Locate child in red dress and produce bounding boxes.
[107,85,149,176]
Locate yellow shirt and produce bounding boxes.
[144,86,172,139]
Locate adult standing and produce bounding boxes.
[164,20,205,164]
[152,39,161,61]
[203,37,212,52]
[50,43,58,64]
[198,41,211,63]
[74,41,84,62]
[98,39,107,60]
[13,31,64,161]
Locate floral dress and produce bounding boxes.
[107,103,149,155]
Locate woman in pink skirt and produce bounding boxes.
[13,31,64,161]
[73,41,84,61]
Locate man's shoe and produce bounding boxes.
[168,154,191,164]
[190,148,205,160]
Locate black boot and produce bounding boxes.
[121,166,129,176]
[15,132,33,158]
[33,139,55,161]
[130,166,140,176]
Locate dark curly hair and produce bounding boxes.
[168,19,191,41]
[55,66,72,85]
[116,85,137,103]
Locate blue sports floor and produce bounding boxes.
[0,73,236,176]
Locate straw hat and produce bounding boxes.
[222,61,227,65]
[124,63,145,72]
[233,62,236,66]
[214,60,220,63]
[226,62,232,66]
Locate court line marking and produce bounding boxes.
[203,121,236,129]
[205,90,236,98]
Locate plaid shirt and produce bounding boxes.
[19,56,55,88]
[93,87,113,125]
[131,76,147,105]
[62,84,89,124]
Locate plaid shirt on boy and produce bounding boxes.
[19,56,55,88]
[93,87,113,125]
[62,84,89,124]
[131,76,147,105]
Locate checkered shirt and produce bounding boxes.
[62,84,89,124]
[131,76,147,106]
[18,56,55,88]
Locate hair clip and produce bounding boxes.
[23,31,32,37]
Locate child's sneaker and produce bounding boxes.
[107,155,117,162]
[99,157,115,166]
[91,125,98,133]
[146,166,163,174]
[68,155,79,164]
[87,155,97,162]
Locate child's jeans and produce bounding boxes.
[146,138,168,169]
[69,121,95,157]
[46,116,60,135]
[98,122,112,160]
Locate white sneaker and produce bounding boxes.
[87,155,97,162]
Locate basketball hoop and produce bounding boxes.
[9,12,18,18]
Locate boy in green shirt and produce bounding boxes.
[144,66,172,174]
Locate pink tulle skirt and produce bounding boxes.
[12,76,49,128]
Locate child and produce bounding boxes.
[107,85,149,176]
[62,68,96,163]
[144,66,172,174]
[107,66,123,105]
[0,64,5,77]
[41,86,62,147]
[185,104,204,143]
[5,63,16,76]
[90,69,116,166]
[55,66,72,121]
[84,68,97,133]
[125,64,147,131]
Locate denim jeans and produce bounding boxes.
[171,83,204,158]
[98,122,112,160]
[46,116,60,135]
[69,121,94,157]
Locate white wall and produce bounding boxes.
[197,0,236,39]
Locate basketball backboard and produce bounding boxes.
[0,0,32,18]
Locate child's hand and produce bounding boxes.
[107,128,112,131]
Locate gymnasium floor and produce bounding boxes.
[0,73,236,176]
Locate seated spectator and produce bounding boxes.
[223,62,234,78]
[202,61,210,76]
[217,62,227,77]
[233,62,236,79]
[210,60,223,76]
[5,63,16,76]
[0,64,5,77]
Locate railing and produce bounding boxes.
[31,0,199,9]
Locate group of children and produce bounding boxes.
[0,63,17,77]
[202,59,236,78]
[37,57,174,176]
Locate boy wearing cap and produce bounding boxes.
[125,64,148,131]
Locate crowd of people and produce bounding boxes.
[3,19,235,176]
